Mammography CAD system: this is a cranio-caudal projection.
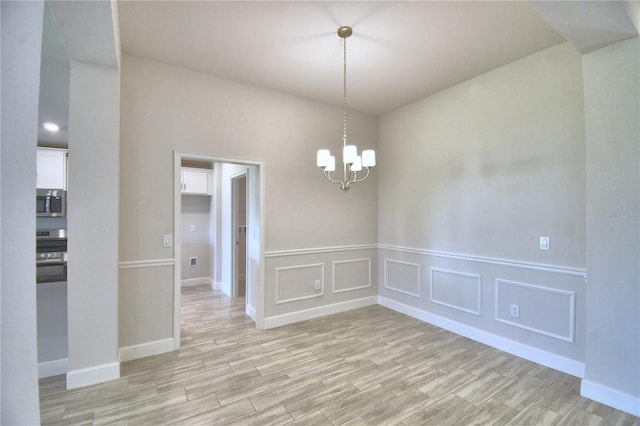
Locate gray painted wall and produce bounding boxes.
[583,36,639,402]
[119,54,378,347]
[377,43,587,363]
[1,1,44,422]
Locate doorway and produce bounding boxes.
[232,172,247,299]
[173,152,265,349]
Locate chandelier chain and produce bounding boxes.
[343,35,348,147]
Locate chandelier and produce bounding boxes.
[316,26,375,191]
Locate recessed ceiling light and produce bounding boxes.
[43,121,60,132]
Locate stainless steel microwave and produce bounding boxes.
[36,189,66,217]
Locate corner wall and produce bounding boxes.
[0,1,44,422]
[582,36,639,415]
[119,54,378,349]
[377,43,587,374]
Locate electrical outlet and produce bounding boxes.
[189,256,197,267]
[162,234,172,248]
[510,304,520,318]
[314,280,321,290]
[539,236,550,250]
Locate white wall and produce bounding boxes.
[377,43,587,372]
[582,36,639,415]
[181,195,211,283]
[0,1,44,422]
[66,60,120,388]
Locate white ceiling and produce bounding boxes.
[117,1,567,116]
[38,1,639,147]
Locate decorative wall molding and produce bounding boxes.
[119,258,175,270]
[384,258,421,297]
[265,296,377,329]
[378,244,586,278]
[332,258,372,294]
[119,338,176,362]
[430,267,482,315]
[39,358,68,379]
[66,361,120,390]
[378,296,585,378]
[581,379,640,417]
[275,263,324,304]
[495,279,576,343]
[265,244,377,258]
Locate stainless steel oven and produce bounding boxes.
[36,228,67,283]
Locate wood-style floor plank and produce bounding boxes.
[40,285,639,425]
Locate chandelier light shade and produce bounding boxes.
[317,26,376,192]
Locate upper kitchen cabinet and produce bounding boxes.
[181,167,212,195]
[37,147,68,190]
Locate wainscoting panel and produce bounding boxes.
[265,245,377,319]
[430,267,482,315]
[333,258,372,294]
[384,258,421,297]
[495,279,576,342]
[377,245,586,372]
[275,263,324,304]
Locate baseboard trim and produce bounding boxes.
[581,379,640,417]
[66,361,120,389]
[119,338,176,362]
[264,296,378,329]
[212,281,222,291]
[181,277,211,287]
[246,304,256,321]
[377,296,585,378]
[39,358,68,379]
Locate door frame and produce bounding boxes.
[173,151,266,350]
[231,170,247,299]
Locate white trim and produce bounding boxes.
[66,362,120,389]
[332,258,372,294]
[180,277,211,287]
[581,379,640,417]
[494,279,576,343]
[212,280,222,291]
[377,296,585,378]
[119,258,175,269]
[264,296,377,329]
[275,263,324,304]
[384,258,421,298]
[430,267,482,315]
[246,304,256,321]
[39,358,68,379]
[378,244,586,278]
[119,338,176,362]
[265,244,376,258]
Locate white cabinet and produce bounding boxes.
[37,148,67,190]
[181,167,212,195]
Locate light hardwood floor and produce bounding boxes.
[40,285,639,425]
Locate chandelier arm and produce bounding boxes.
[323,170,346,186]
[347,167,371,184]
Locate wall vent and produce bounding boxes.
[189,256,198,267]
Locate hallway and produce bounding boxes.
[39,285,638,425]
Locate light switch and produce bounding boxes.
[539,236,550,250]
[163,234,172,248]
[190,224,197,232]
